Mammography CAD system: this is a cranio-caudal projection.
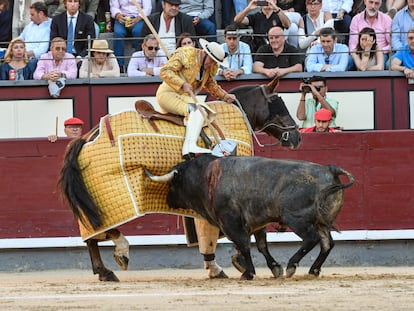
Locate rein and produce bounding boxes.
[233,86,296,148]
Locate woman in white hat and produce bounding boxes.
[157,38,236,157]
[79,39,120,78]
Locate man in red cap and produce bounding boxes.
[300,108,335,133]
[48,117,84,142]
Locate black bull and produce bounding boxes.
[146,155,354,280]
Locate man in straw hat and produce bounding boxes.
[157,38,236,157]
[79,39,120,78]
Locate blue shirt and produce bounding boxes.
[219,41,252,74]
[392,45,414,68]
[306,43,349,72]
[391,6,414,51]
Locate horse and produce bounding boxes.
[59,77,301,281]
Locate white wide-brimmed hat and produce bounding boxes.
[199,38,228,67]
[88,39,113,54]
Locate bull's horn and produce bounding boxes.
[266,77,280,93]
[144,167,177,183]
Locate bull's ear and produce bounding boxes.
[266,77,280,93]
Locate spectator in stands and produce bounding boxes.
[349,0,392,65]
[221,0,247,28]
[234,0,294,52]
[391,0,414,52]
[52,0,99,18]
[127,34,168,77]
[50,0,96,58]
[218,24,253,80]
[45,0,60,17]
[277,0,307,48]
[179,0,216,42]
[140,0,195,55]
[385,0,406,18]
[79,39,120,78]
[0,0,13,49]
[351,27,384,71]
[253,26,303,78]
[298,0,335,51]
[34,37,78,80]
[19,2,52,60]
[0,38,37,80]
[111,0,152,69]
[391,28,414,77]
[52,0,100,37]
[157,39,235,156]
[177,32,197,47]
[321,0,353,44]
[305,27,349,72]
[48,117,84,142]
[296,75,338,128]
[300,108,336,132]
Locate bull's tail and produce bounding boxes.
[316,165,355,229]
[58,138,103,229]
[323,165,355,196]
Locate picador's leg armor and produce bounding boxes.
[195,218,228,279]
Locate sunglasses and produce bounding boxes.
[324,56,329,64]
[54,47,66,51]
[146,46,160,51]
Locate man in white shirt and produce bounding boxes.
[140,0,196,55]
[20,1,51,59]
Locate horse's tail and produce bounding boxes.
[58,138,103,229]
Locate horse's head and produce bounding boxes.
[260,90,301,149]
[230,77,301,149]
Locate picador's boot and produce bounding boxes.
[182,106,212,157]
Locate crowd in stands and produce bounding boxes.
[1,0,414,83]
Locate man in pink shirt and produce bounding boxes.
[349,0,392,65]
[34,36,78,80]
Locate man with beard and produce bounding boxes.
[349,0,392,66]
[140,0,195,55]
[300,108,336,132]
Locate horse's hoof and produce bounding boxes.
[99,271,120,282]
[114,255,129,271]
[271,265,284,279]
[209,270,229,279]
[231,253,247,273]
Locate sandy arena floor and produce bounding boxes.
[0,266,413,310]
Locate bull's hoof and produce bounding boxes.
[240,271,254,280]
[99,271,120,282]
[286,265,297,278]
[209,270,229,279]
[309,268,321,277]
[231,253,247,273]
[114,255,129,271]
[271,264,284,279]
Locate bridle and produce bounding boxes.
[233,85,297,147]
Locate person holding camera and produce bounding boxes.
[296,75,338,128]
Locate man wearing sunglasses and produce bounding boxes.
[296,75,338,128]
[127,34,168,77]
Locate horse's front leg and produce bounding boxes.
[86,237,119,282]
[195,218,228,279]
[106,229,129,270]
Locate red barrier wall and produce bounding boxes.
[1,130,413,240]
